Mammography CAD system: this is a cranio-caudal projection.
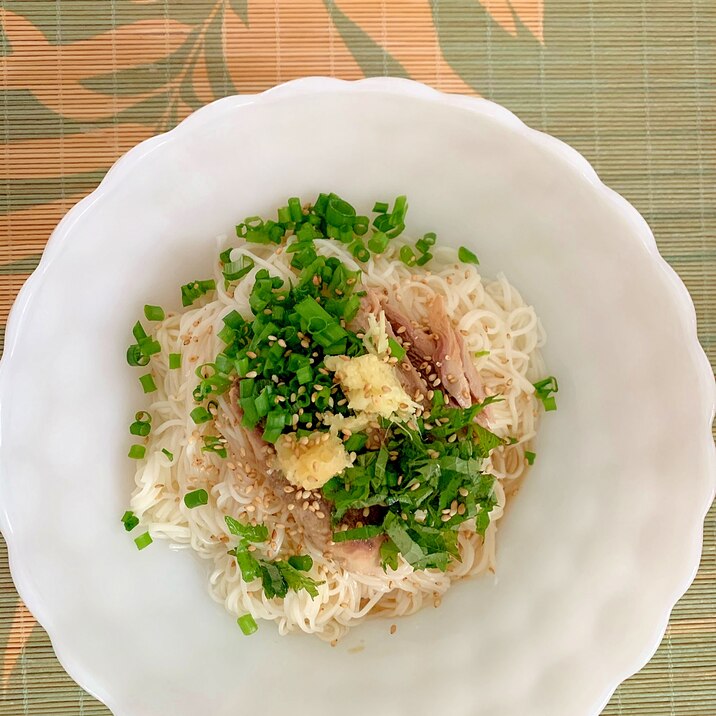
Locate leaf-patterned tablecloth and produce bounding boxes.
[1,1,714,714]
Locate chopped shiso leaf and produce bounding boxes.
[134,531,153,550]
[181,279,216,307]
[121,510,139,532]
[237,613,258,635]
[184,489,209,509]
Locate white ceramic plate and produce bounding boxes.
[1,78,714,716]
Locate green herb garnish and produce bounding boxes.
[184,489,209,509]
[121,510,139,532]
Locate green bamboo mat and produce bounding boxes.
[1,0,714,713]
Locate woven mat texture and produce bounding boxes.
[0,1,714,713]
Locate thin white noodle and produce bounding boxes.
[130,240,546,641]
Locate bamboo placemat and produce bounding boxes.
[1,1,714,714]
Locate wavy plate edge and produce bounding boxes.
[0,77,714,716]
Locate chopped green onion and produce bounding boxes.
[373,201,389,213]
[144,305,165,321]
[533,376,559,411]
[202,435,227,458]
[128,444,146,459]
[421,231,437,246]
[126,344,149,367]
[134,531,153,550]
[132,321,148,342]
[139,374,157,393]
[121,510,139,532]
[287,197,303,222]
[184,489,209,509]
[169,353,182,370]
[237,613,258,636]
[458,246,480,265]
[474,350,490,357]
[287,555,313,571]
[399,245,417,266]
[351,241,370,262]
[161,448,174,461]
[367,231,389,254]
[190,406,212,424]
[181,279,216,307]
[325,195,356,228]
[139,339,161,357]
[415,252,432,266]
[525,451,536,465]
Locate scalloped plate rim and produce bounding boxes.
[0,77,714,716]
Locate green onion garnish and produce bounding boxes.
[190,406,212,424]
[287,555,313,571]
[126,344,149,367]
[139,374,157,393]
[184,489,209,509]
[181,279,216,307]
[399,245,416,266]
[525,451,536,465]
[134,532,153,550]
[129,411,152,437]
[162,448,174,461]
[474,350,490,357]
[128,444,146,459]
[121,510,139,532]
[237,613,258,636]
[169,353,182,370]
[458,246,480,265]
[144,305,165,321]
[367,231,389,254]
[533,376,559,411]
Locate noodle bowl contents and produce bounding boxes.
[122,194,557,641]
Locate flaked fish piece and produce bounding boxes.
[426,294,485,408]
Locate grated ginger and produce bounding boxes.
[274,431,354,491]
[324,353,419,420]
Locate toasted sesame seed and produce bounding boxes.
[390,624,397,635]
[246,351,257,359]
[441,514,451,522]
[458,487,469,497]
[458,504,466,515]
[410,481,421,491]
[284,485,295,493]
[431,378,441,387]
[245,370,258,379]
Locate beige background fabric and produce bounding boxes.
[0,0,714,713]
